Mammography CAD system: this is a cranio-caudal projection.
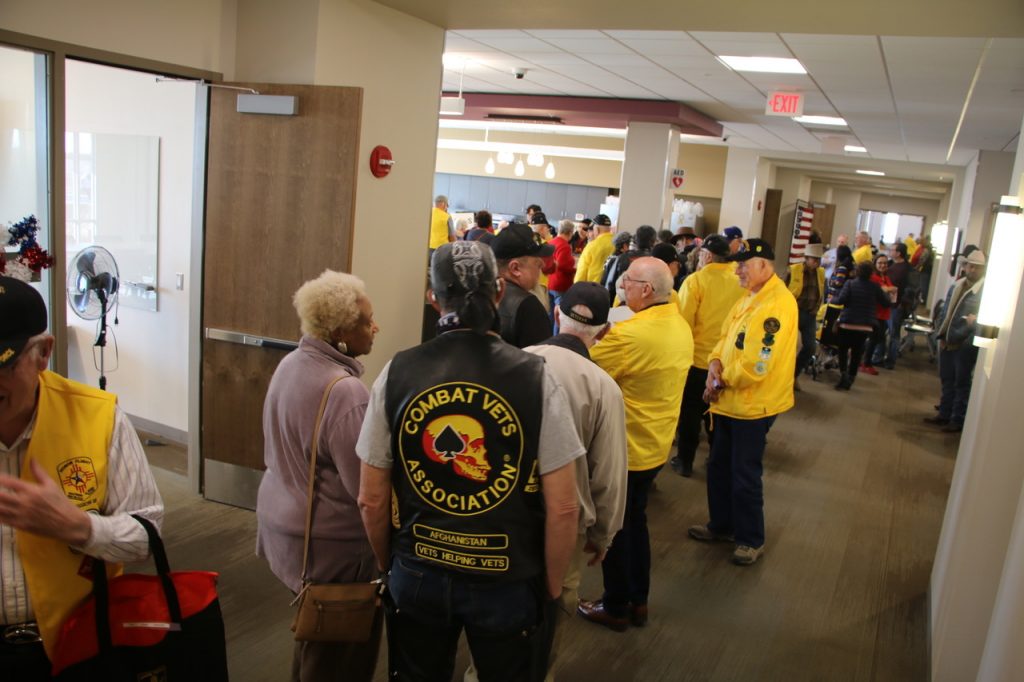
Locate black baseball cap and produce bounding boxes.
[592,214,612,227]
[651,243,683,268]
[559,282,610,326]
[491,223,555,260]
[728,238,775,262]
[529,212,549,226]
[701,234,731,257]
[0,276,48,369]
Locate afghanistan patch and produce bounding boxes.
[397,382,524,517]
[763,317,781,334]
[57,457,99,507]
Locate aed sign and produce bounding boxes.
[765,92,804,117]
[669,168,686,189]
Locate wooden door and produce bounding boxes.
[761,188,783,252]
[201,83,362,508]
[813,203,836,245]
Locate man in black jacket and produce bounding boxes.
[493,223,555,348]
[605,225,657,302]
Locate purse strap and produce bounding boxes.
[299,375,349,584]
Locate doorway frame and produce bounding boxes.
[0,28,220,494]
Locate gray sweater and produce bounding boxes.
[256,336,373,591]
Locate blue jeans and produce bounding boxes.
[795,309,817,376]
[706,415,776,548]
[885,307,906,367]
[938,344,979,425]
[601,466,662,616]
[385,558,554,682]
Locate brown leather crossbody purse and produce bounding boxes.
[290,376,382,642]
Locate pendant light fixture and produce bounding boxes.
[514,157,525,177]
[545,162,556,180]
[527,151,545,167]
[485,157,496,174]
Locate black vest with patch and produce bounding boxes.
[385,331,545,581]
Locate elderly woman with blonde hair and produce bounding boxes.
[256,270,381,682]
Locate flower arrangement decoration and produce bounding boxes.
[2,215,55,282]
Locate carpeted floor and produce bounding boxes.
[145,346,956,681]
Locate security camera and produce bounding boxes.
[514,68,527,79]
[722,136,730,143]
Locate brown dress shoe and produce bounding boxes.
[630,604,648,627]
[577,599,629,632]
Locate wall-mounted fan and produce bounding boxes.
[67,246,120,390]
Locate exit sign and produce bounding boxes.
[766,92,804,117]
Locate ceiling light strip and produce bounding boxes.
[945,38,993,163]
[437,138,624,162]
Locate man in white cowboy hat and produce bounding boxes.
[784,243,825,386]
[925,249,986,433]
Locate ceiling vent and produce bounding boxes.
[484,113,564,124]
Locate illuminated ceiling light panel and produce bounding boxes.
[438,119,627,139]
[793,115,847,126]
[716,56,807,74]
[856,169,885,176]
[845,145,868,153]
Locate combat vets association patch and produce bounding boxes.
[398,382,524,517]
[57,457,99,508]
[763,317,781,334]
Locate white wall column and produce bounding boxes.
[932,162,975,310]
[930,115,1024,682]
[617,122,679,231]
[719,147,762,235]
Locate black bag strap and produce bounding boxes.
[91,514,183,658]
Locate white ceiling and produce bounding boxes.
[441,30,1024,168]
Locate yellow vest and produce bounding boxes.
[574,232,614,283]
[710,275,798,419]
[678,262,745,369]
[787,263,825,300]
[429,207,450,249]
[19,371,120,657]
[592,302,693,471]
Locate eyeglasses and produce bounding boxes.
[621,275,651,287]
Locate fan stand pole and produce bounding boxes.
[96,290,109,391]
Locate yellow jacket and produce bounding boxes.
[429,206,450,249]
[20,371,120,656]
[786,263,825,306]
[903,236,917,254]
[574,232,614,283]
[677,262,745,369]
[592,302,693,471]
[853,244,873,265]
[709,275,797,419]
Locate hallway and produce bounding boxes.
[145,348,956,681]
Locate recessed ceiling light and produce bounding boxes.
[856,170,885,176]
[793,115,847,126]
[716,56,807,74]
[845,145,867,153]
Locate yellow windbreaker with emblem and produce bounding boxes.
[709,274,797,419]
[592,302,692,471]
[853,243,873,265]
[20,371,120,656]
[677,262,745,369]
[574,232,614,283]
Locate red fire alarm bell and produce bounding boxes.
[370,145,394,178]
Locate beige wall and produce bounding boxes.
[676,143,727,198]
[832,188,862,244]
[234,0,319,83]
[314,0,445,382]
[0,0,231,73]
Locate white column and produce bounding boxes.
[617,122,679,231]
[719,147,772,237]
[931,161,975,310]
[929,116,1024,682]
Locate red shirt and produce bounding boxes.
[547,235,576,293]
[871,273,893,320]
